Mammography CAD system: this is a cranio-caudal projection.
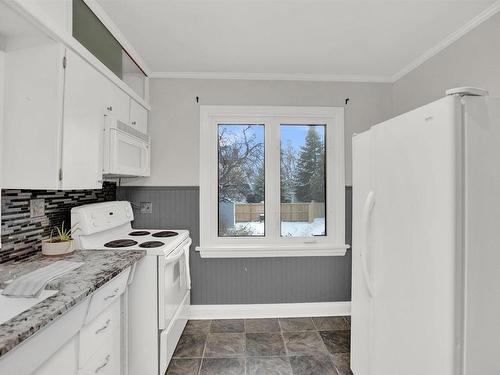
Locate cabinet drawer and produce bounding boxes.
[78,335,120,375]
[85,268,130,324]
[80,299,120,368]
[129,99,148,134]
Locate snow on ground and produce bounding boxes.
[234,218,325,237]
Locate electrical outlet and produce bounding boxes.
[140,202,153,214]
[30,199,45,218]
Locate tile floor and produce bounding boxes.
[166,316,353,375]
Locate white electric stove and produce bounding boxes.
[71,201,191,375]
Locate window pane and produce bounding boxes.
[280,125,326,237]
[218,124,265,237]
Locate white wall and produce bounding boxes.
[124,79,393,187]
[393,12,500,116]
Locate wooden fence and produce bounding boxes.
[234,201,325,223]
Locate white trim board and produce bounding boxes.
[149,71,392,83]
[391,0,500,82]
[190,302,351,320]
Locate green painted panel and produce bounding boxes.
[72,0,122,78]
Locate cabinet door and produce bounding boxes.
[61,49,108,190]
[2,41,65,189]
[129,99,148,134]
[107,84,130,125]
[32,336,77,375]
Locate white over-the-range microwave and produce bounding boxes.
[103,115,151,177]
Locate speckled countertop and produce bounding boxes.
[0,250,146,359]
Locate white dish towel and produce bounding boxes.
[2,260,83,298]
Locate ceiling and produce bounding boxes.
[96,0,498,82]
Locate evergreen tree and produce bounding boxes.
[310,147,325,202]
[294,127,324,202]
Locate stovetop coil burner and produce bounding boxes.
[129,231,151,236]
[104,239,138,248]
[139,241,165,248]
[152,231,179,238]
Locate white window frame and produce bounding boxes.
[198,105,348,258]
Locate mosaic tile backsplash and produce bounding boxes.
[0,182,116,263]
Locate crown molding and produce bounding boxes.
[391,0,500,83]
[149,71,393,83]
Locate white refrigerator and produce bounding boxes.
[351,89,500,375]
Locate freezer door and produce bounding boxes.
[351,131,375,375]
[370,96,461,375]
[463,96,500,374]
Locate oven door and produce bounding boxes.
[104,128,150,177]
[158,238,192,330]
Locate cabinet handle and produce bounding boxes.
[131,121,136,125]
[107,106,113,112]
[95,355,110,373]
[103,288,120,301]
[95,319,111,334]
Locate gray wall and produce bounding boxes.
[117,186,352,305]
[122,78,393,187]
[393,12,500,116]
[118,78,375,305]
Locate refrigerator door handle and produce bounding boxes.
[361,191,376,297]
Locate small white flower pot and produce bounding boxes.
[42,239,75,256]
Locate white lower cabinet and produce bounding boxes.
[0,269,132,375]
[79,300,121,375]
[32,337,77,375]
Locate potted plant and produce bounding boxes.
[42,222,75,256]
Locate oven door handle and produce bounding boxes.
[164,238,192,265]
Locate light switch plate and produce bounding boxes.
[140,202,153,214]
[30,199,45,218]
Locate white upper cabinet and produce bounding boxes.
[2,41,109,190]
[2,40,66,190]
[0,1,150,190]
[107,84,130,125]
[61,49,109,190]
[129,99,148,134]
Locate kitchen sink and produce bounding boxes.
[0,290,58,325]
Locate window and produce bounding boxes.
[199,106,347,258]
[218,124,265,237]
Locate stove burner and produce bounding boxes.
[104,239,138,248]
[139,241,165,248]
[152,231,179,238]
[129,231,151,236]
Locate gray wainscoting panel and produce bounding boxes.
[117,186,352,305]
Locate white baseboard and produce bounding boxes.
[190,301,351,320]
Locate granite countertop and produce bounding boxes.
[0,250,146,359]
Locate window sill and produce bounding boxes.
[195,244,350,258]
